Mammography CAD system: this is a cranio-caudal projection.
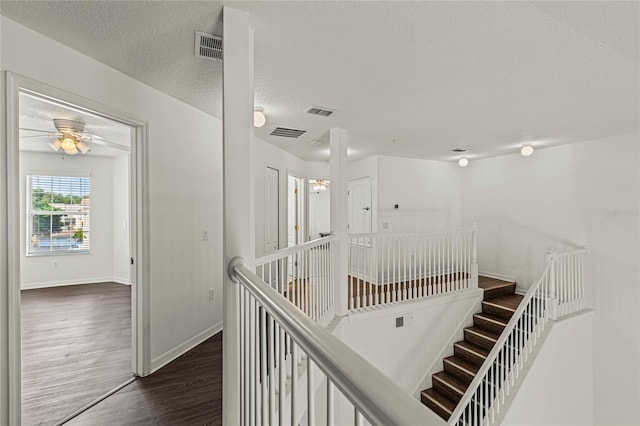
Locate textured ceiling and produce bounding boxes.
[19,92,132,157]
[2,1,638,162]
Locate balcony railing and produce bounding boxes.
[347,226,478,311]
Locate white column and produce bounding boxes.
[470,222,478,288]
[223,7,255,426]
[330,128,348,316]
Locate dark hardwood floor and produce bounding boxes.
[21,282,132,426]
[67,332,223,426]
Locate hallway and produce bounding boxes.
[67,333,223,425]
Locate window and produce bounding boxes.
[27,175,91,255]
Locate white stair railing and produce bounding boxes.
[347,225,478,311]
[230,259,446,426]
[448,248,588,426]
[256,236,335,327]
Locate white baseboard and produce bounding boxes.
[150,321,223,374]
[479,271,516,283]
[112,276,131,285]
[20,276,128,290]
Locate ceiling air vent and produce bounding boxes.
[305,106,336,117]
[451,148,469,153]
[270,127,307,138]
[195,31,223,61]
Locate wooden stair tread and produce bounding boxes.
[444,355,480,375]
[474,312,509,327]
[421,388,455,419]
[483,294,523,311]
[433,371,468,400]
[477,276,515,290]
[454,340,490,360]
[464,326,500,341]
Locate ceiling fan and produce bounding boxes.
[19,119,126,155]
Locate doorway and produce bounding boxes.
[5,73,149,425]
[287,173,305,282]
[308,178,330,240]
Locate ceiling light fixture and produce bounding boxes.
[310,179,329,192]
[521,144,534,156]
[458,157,469,167]
[49,132,89,155]
[254,107,266,128]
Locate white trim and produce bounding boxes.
[348,288,483,322]
[112,276,132,285]
[150,321,223,374]
[20,277,131,290]
[478,270,516,283]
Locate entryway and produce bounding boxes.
[5,73,149,425]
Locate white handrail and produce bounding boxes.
[232,261,446,426]
[448,248,588,425]
[256,235,336,266]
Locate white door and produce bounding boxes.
[264,166,279,254]
[348,177,372,234]
[287,174,305,279]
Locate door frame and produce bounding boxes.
[3,72,150,424]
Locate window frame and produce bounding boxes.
[26,173,92,257]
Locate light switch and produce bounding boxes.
[203,228,209,241]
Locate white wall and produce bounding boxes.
[502,312,595,426]
[461,133,640,425]
[19,152,114,288]
[377,156,462,232]
[340,292,481,394]
[1,16,224,379]
[112,154,129,284]
[254,137,330,257]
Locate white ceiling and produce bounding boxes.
[19,92,132,157]
[2,1,638,163]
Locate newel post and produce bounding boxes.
[546,249,558,320]
[470,222,479,288]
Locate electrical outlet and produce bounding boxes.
[203,228,209,241]
[382,221,389,229]
[209,288,215,301]
[53,260,60,269]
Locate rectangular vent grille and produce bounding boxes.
[270,127,307,138]
[195,31,223,61]
[305,106,335,117]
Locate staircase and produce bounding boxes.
[420,278,523,421]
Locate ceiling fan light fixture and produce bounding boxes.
[48,139,62,152]
[76,140,90,154]
[254,107,266,128]
[61,133,76,151]
[64,146,79,155]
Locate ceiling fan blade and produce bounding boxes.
[19,127,58,134]
[85,138,130,152]
[19,134,56,140]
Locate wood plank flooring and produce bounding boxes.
[21,282,132,426]
[67,332,223,426]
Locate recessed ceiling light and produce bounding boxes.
[458,157,469,167]
[521,145,534,156]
